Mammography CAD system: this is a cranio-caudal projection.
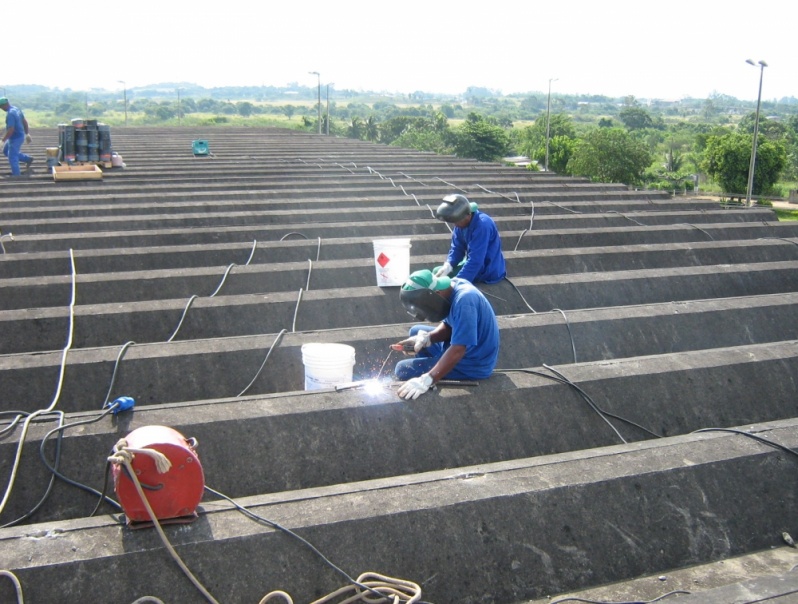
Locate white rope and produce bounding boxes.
[258,572,421,604]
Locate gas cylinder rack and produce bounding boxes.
[51,119,114,181]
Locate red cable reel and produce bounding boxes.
[112,425,205,525]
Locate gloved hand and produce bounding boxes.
[25,134,32,144]
[434,262,453,278]
[397,373,433,400]
[399,330,431,353]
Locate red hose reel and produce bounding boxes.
[112,425,205,525]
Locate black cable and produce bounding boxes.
[551,308,578,363]
[237,329,288,397]
[1,411,65,528]
[542,364,663,440]
[496,367,662,443]
[692,427,798,460]
[549,590,690,603]
[90,461,116,517]
[203,485,435,603]
[503,276,536,313]
[37,406,122,513]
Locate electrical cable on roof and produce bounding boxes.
[548,590,690,603]
[757,236,798,247]
[1,410,64,528]
[495,366,663,444]
[101,341,136,408]
[692,427,798,460]
[0,570,23,604]
[167,242,259,342]
[502,277,536,313]
[167,295,198,342]
[545,200,581,214]
[292,289,303,332]
[677,223,715,240]
[0,249,77,519]
[513,200,535,251]
[204,486,424,603]
[475,183,520,203]
[606,211,646,227]
[237,329,289,397]
[434,177,467,193]
[0,231,13,254]
[551,309,578,363]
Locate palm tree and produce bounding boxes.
[349,117,363,140]
[365,116,379,142]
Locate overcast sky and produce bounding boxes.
[8,0,794,102]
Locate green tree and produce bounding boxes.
[543,135,576,174]
[738,112,787,140]
[236,101,254,117]
[391,127,452,155]
[451,113,509,162]
[568,127,653,185]
[281,105,296,120]
[364,116,380,142]
[348,116,364,140]
[517,113,575,160]
[619,105,654,130]
[700,131,787,196]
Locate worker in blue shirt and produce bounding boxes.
[433,193,506,284]
[0,97,33,177]
[394,269,500,400]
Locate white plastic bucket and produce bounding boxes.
[301,343,356,390]
[373,238,411,286]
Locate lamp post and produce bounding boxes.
[117,80,127,126]
[745,59,767,207]
[544,78,558,172]
[309,71,321,134]
[325,83,334,135]
[177,88,183,126]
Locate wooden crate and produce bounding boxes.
[52,164,103,181]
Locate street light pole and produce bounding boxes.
[325,83,333,135]
[544,78,558,172]
[309,71,321,134]
[117,80,127,126]
[745,59,767,207]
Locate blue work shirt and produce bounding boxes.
[442,278,500,379]
[446,210,506,284]
[5,106,26,140]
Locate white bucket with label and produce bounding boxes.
[301,343,356,390]
[373,238,411,287]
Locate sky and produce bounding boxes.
[7,0,795,102]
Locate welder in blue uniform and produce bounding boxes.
[394,269,499,400]
[432,193,506,284]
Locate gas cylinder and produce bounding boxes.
[112,425,205,524]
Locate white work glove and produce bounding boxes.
[25,134,32,144]
[399,330,432,353]
[434,262,453,278]
[397,373,433,400]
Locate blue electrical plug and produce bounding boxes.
[106,396,135,414]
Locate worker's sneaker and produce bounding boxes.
[24,158,33,171]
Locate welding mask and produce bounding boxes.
[436,194,472,224]
[400,269,452,323]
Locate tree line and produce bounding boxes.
[10,86,798,197]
